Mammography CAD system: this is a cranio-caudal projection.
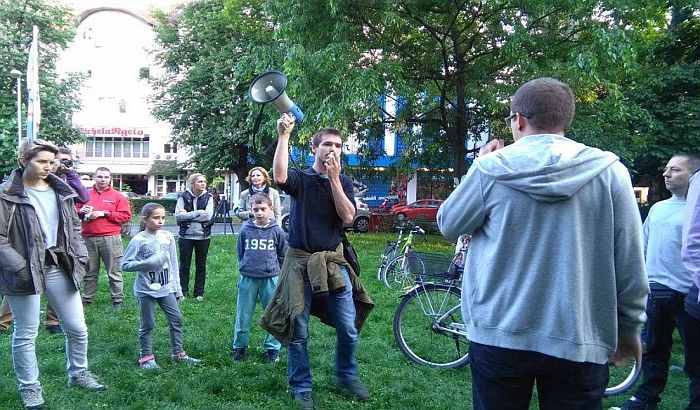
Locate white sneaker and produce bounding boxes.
[172,352,203,365]
[140,359,162,370]
[68,370,107,391]
[20,386,45,409]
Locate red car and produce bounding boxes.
[391,199,444,221]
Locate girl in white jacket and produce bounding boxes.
[121,203,202,370]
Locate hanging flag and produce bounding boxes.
[25,25,41,141]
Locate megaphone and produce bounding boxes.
[248,71,304,123]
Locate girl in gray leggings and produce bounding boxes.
[121,203,202,370]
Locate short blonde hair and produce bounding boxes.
[18,139,58,165]
[245,167,270,185]
[187,173,206,187]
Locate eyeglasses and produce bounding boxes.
[504,113,530,127]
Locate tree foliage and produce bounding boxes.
[0,0,82,176]
[264,0,671,178]
[629,3,700,174]
[151,0,286,185]
[151,0,696,184]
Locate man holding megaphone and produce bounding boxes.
[261,113,373,409]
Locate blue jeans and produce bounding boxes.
[7,267,89,389]
[469,342,609,410]
[232,275,280,351]
[287,266,358,394]
[634,283,700,408]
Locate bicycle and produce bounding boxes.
[377,221,425,289]
[391,236,641,396]
[392,236,469,368]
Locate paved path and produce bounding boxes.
[128,221,241,236]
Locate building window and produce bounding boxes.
[83,136,150,159]
[164,142,177,154]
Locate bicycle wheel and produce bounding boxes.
[604,358,640,397]
[382,253,422,290]
[393,283,469,369]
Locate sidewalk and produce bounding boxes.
[128,221,241,236]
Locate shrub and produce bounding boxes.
[129,198,177,214]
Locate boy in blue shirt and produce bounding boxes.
[232,192,287,363]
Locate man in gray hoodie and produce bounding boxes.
[438,77,649,409]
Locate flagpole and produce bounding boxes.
[10,69,22,146]
[25,25,40,142]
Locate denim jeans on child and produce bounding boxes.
[7,266,89,389]
[137,294,184,357]
[287,266,359,394]
[232,275,280,351]
[468,342,609,410]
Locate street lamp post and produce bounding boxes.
[10,69,22,145]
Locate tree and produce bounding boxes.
[264,0,670,179]
[629,2,700,192]
[151,0,286,186]
[0,0,83,176]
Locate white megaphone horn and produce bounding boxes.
[248,71,304,123]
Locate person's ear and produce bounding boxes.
[19,158,26,168]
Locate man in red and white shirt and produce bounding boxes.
[77,167,132,308]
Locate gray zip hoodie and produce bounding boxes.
[438,134,648,364]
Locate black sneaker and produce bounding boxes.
[337,379,370,401]
[231,348,247,363]
[619,397,659,410]
[112,302,123,310]
[294,391,313,409]
[45,325,62,334]
[264,349,280,364]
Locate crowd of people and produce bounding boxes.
[1,77,700,410]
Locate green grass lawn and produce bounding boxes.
[0,233,692,409]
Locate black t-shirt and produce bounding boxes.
[279,167,355,253]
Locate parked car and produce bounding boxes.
[279,194,371,233]
[391,199,444,221]
[160,192,180,200]
[120,191,141,199]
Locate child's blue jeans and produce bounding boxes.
[232,275,281,351]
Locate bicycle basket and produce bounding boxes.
[404,251,458,280]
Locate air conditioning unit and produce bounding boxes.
[165,155,172,160]
[155,154,161,159]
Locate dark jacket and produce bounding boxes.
[259,244,374,345]
[0,169,88,295]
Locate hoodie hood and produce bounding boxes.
[476,134,619,202]
[243,217,280,230]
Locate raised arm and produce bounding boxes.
[273,113,295,185]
